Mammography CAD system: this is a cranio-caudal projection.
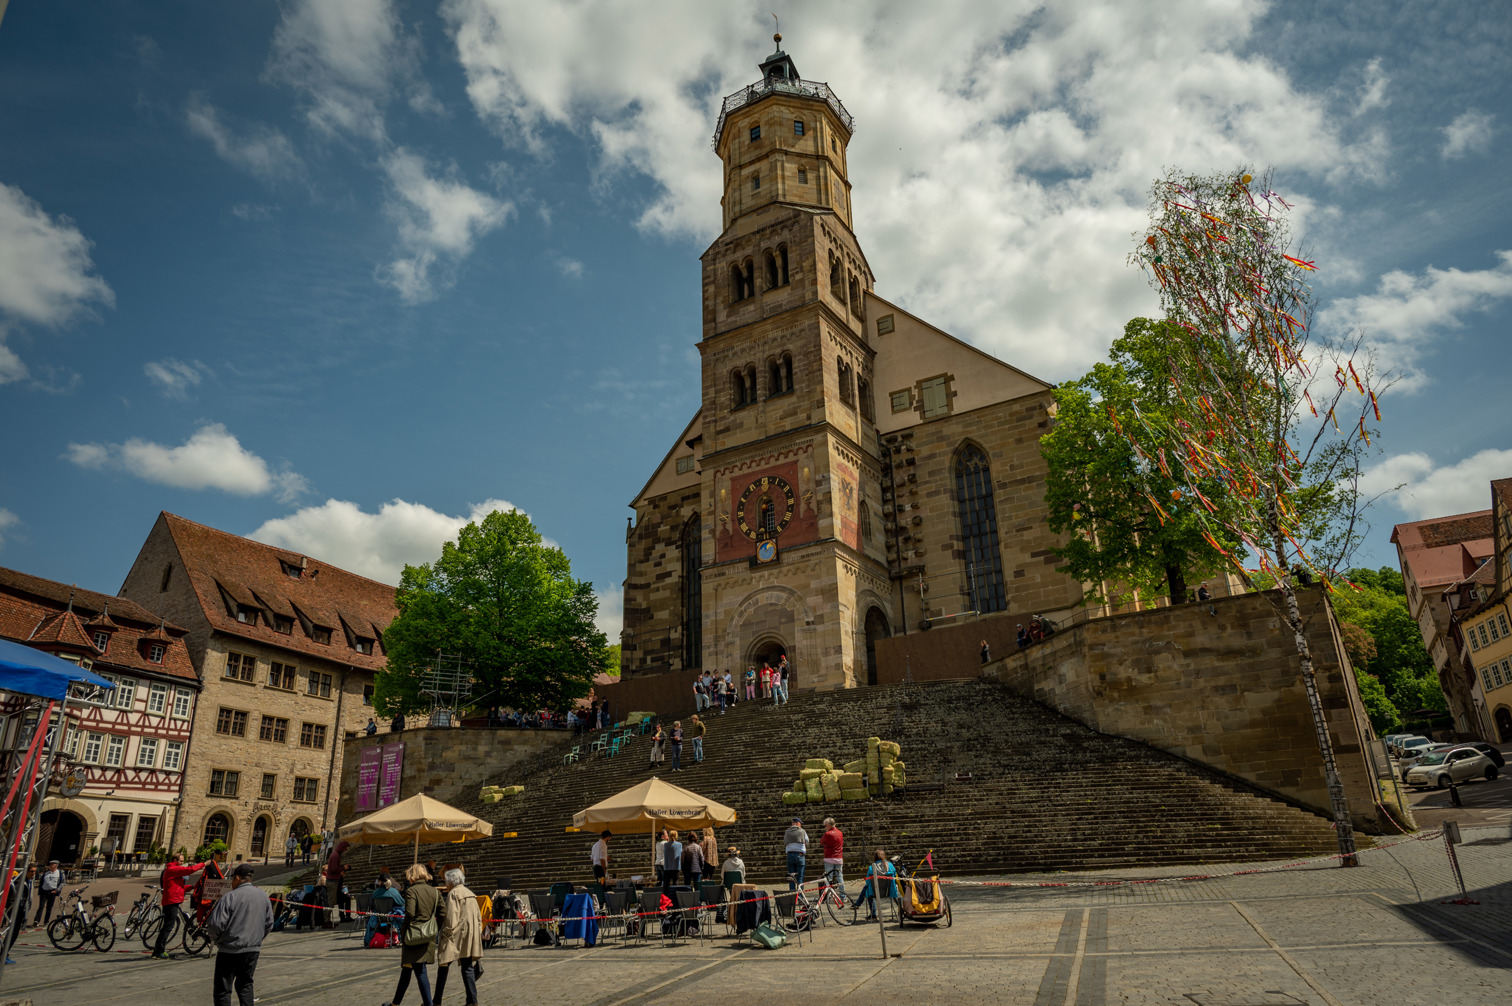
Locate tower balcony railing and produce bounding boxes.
[712,76,855,148]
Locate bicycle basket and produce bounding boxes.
[91,891,119,909]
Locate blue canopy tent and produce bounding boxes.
[0,637,115,699]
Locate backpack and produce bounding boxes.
[751,922,787,949]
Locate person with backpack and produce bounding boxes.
[152,853,210,959]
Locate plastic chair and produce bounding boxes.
[635,889,664,946]
[563,745,581,765]
[698,885,724,938]
[673,889,701,945]
[349,893,374,940]
[549,882,573,914]
[771,891,810,946]
[528,893,559,946]
[602,890,630,944]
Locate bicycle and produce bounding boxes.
[47,887,117,952]
[811,871,852,926]
[139,905,214,955]
[121,887,159,941]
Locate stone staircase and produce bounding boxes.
[408,680,1342,888]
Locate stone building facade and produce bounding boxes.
[0,567,200,865]
[1441,478,1512,742]
[621,43,1082,691]
[119,512,395,861]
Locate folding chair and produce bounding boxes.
[349,893,374,940]
[635,888,664,946]
[602,890,630,944]
[528,893,560,946]
[698,885,725,936]
[673,890,701,945]
[771,891,810,946]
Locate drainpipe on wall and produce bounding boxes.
[322,666,348,835]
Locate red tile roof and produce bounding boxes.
[157,512,396,670]
[1392,511,1496,590]
[0,565,198,683]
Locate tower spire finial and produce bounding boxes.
[772,12,781,48]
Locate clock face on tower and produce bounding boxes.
[736,476,796,541]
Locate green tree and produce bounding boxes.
[374,509,609,717]
[1044,317,1244,605]
[602,643,622,678]
[1331,566,1444,717]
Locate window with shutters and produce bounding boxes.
[919,376,952,419]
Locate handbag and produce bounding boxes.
[404,913,438,946]
[751,922,787,949]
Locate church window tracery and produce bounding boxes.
[955,444,1007,614]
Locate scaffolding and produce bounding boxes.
[419,652,475,727]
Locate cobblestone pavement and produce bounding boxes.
[4,825,1507,1006]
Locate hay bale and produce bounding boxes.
[840,788,868,801]
[804,777,823,800]
[821,777,842,801]
[867,736,881,749]
[799,767,825,781]
[843,759,865,774]
[892,760,905,772]
[792,779,805,793]
[878,740,901,758]
[881,765,895,783]
[868,769,879,785]
[805,758,834,771]
[838,772,863,789]
[879,750,896,768]
[781,791,808,805]
[893,771,906,788]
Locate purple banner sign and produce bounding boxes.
[379,742,405,807]
[355,746,381,813]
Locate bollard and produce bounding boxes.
[1449,781,1462,808]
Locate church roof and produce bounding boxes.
[629,409,704,508]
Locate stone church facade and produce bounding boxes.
[621,43,1082,691]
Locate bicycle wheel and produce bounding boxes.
[142,913,178,950]
[92,916,117,952]
[49,916,87,952]
[824,889,852,926]
[942,896,952,928]
[182,922,212,957]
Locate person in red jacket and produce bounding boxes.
[152,854,209,958]
[820,818,846,897]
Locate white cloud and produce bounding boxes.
[442,0,1391,378]
[1320,250,1512,391]
[0,508,18,551]
[0,182,113,328]
[230,203,276,222]
[185,94,303,183]
[1441,109,1494,160]
[64,422,308,502]
[0,339,26,385]
[143,358,210,400]
[264,0,416,142]
[555,256,584,279]
[594,585,622,639]
[376,148,512,302]
[248,497,521,584]
[1354,57,1389,115]
[1362,449,1512,521]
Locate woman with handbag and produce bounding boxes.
[383,864,439,1006]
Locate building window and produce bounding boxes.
[890,389,912,413]
[363,684,375,706]
[1492,618,1502,642]
[956,443,1009,615]
[793,119,804,136]
[310,626,332,645]
[147,683,168,715]
[293,777,320,803]
[859,501,873,544]
[259,716,289,744]
[164,741,183,771]
[112,678,136,710]
[838,358,855,406]
[148,644,165,664]
[261,773,277,799]
[269,663,297,690]
[831,137,837,152]
[353,637,373,654]
[208,770,240,797]
[859,379,874,422]
[93,631,110,652]
[106,813,130,851]
[137,737,159,767]
[225,652,255,681]
[797,168,807,184]
[202,812,231,846]
[752,174,760,191]
[235,605,258,625]
[1470,628,1481,651]
[215,708,249,737]
[104,735,125,767]
[82,733,104,764]
[273,615,294,634]
[63,724,79,757]
[132,816,158,853]
[307,671,333,698]
[172,688,192,719]
[1480,624,1491,647]
[1501,613,1510,637]
[299,723,328,749]
[749,124,761,141]
[765,250,780,290]
[919,376,951,419]
[829,255,842,297]
[281,560,303,579]
[682,516,702,672]
[876,314,895,336]
[676,456,696,475]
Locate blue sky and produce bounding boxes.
[1,1,1509,635]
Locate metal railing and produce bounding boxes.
[713,76,854,147]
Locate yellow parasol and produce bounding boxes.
[337,793,493,864]
[572,776,736,879]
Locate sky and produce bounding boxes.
[1,0,1510,638]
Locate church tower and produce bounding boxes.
[695,36,896,690]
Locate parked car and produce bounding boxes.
[1393,736,1435,759]
[1402,746,1500,789]
[1466,741,1506,768]
[1382,733,1412,751]
[1400,743,1454,770]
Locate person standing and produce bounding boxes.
[778,657,791,704]
[648,723,665,771]
[385,864,438,1006]
[32,860,62,926]
[284,834,297,868]
[783,817,809,889]
[692,676,704,712]
[745,667,756,701]
[152,853,210,959]
[685,835,705,891]
[669,720,683,772]
[653,830,667,887]
[760,664,772,699]
[207,863,274,1006]
[1016,624,1030,649]
[980,639,991,664]
[366,717,378,736]
[690,715,705,764]
[325,841,350,927]
[661,830,682,896]
[434,869,483,1006]
[820,818,845,896]
[700,828,718,882]
[591,830,611,886]
[300,833,312,866]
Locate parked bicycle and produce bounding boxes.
[139,907,214,956]
[47,887,117,952]
[120,886,159,941]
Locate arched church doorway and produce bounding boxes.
[863,607,891,686]
[41,809,85,865]
[749,638,789,689]
[1496,706,1512,743]
[250,815,271,859]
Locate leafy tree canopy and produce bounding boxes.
[1331,566,1444,724]
[373,509,609,717]
[1044,317,1244,605]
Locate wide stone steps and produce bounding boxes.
[402,680,1340,887]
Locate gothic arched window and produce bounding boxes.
[203,812,231,848]
[682,517,703,671]
[955,444,1007,614]
[778,245,790,285]
[829,255,842,297]
[747,364,758,399]
[742,260,755,300]
[782,352,794,391]
[838,358,855,405]
[859,501,873,545]
[765,251,779,290]
[732,370,749,408]
[731,263,746,303]
[858,378,874,421]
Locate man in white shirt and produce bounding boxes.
[591,830,611,885]
[33,860,63,926]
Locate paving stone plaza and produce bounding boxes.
[4,825,1506,1006]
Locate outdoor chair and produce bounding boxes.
[528,893,560,946]
[770,891,810,946]
[591,735,609,756]
[698,885,724,938]
[673,889,701,945]
[549,882,574,914]
[602,890,631,944]
[564,745,581,765]
[489,893,527,948]
[635,888,665,946]
[349,893,375,940]
[722,870,744,891]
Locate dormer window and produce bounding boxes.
[236,605,258,625]
[94,631,110,652]
[281,561,303,579]
[749,125,761,142]
[354,637,374,655]
[273,615,293,635]
[148,644,165,664]
[310,626,332,645]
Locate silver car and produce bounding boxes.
[1402,746,1500,789]
[1399,742,1454,770]
[1394,736,1435,759]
